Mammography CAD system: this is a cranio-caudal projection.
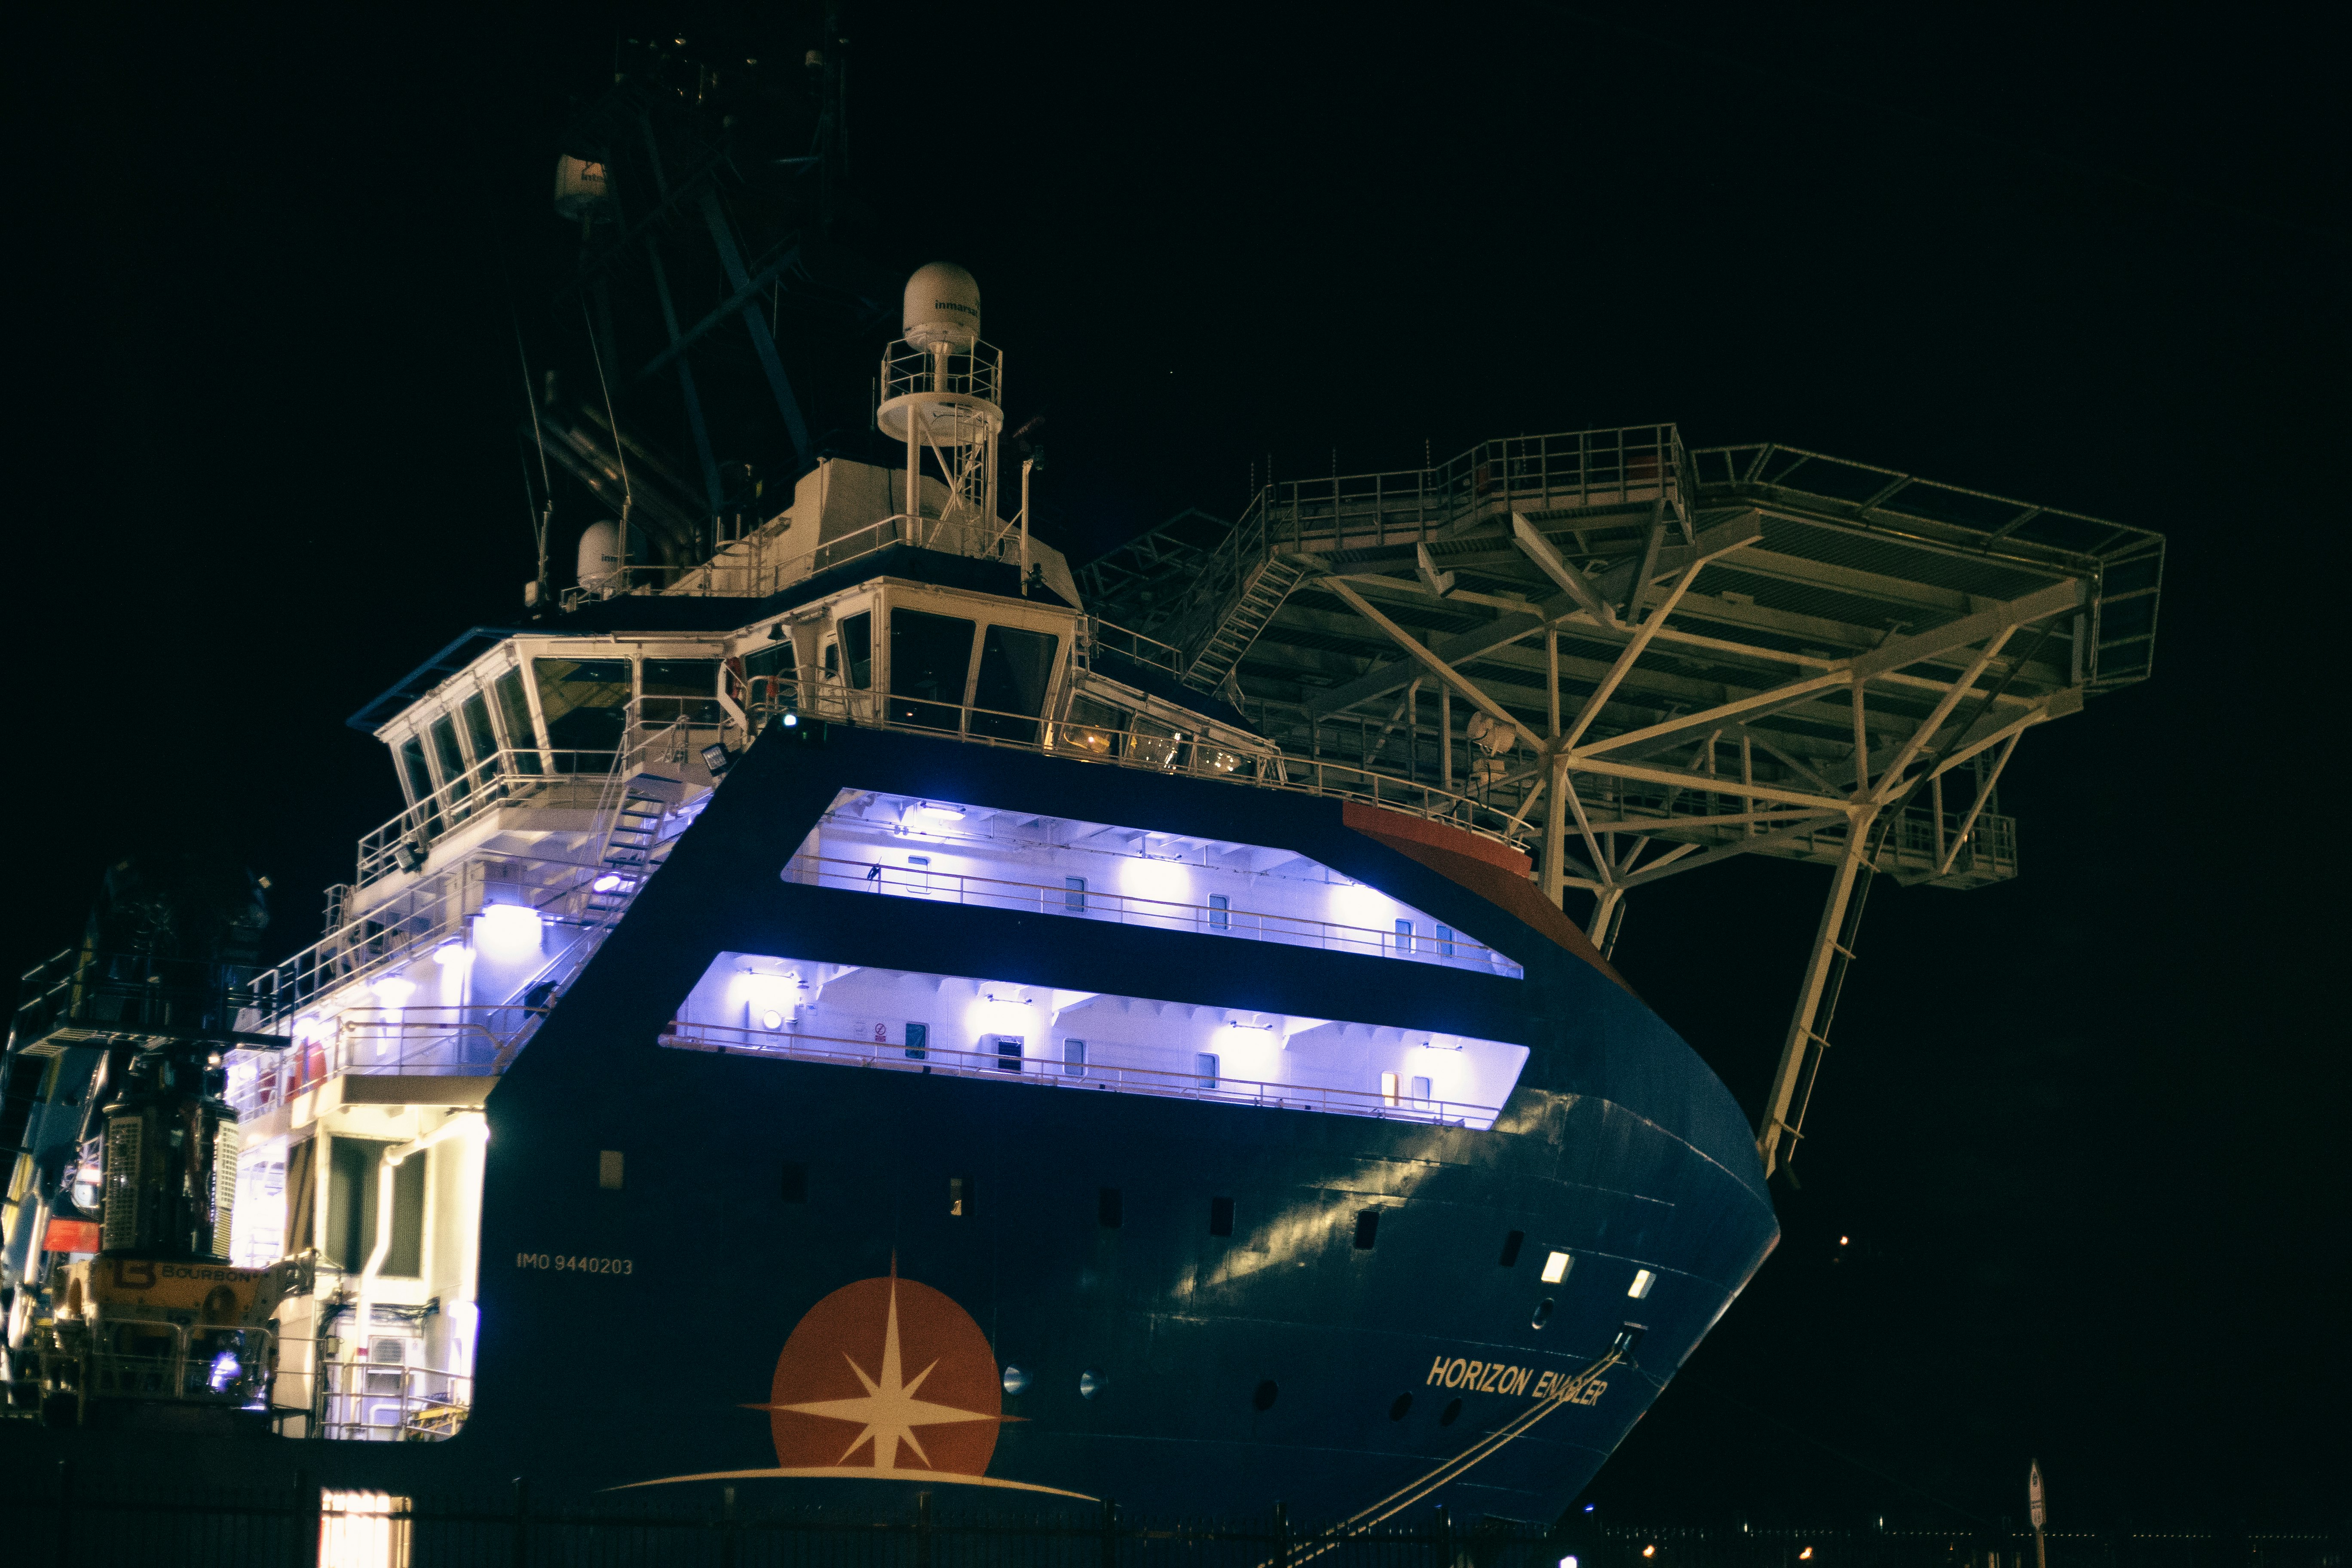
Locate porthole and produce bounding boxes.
[1252,1379,1279,1412]
[1388,1393,1414,1421]
[1439,1397,1462,1427]
[1531,1297,1555,1329]
[1001,1365,1031,1396]
[1078,1369,1104,1400]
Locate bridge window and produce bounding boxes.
[839,612,873,689]
[888,609,972,729]
[970,624,1061,742]
[492,668,543,774]
[460,693,499,772]
[642,658,723,725]
[1209,1196,1235,1236]
[397,737,435,814]
[533,657,631,772]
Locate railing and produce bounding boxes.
[1082,616,1187,680]
[0,1487,2334,1568]
[1567,780,2021,884]
[1079,422,1693,646]
[659,1025,1501,1127]
[227,1007,536,1119]
[316,1359,473,1442]
[10,949,271,1050]
[878,336,1004,409]
[783,853,1525,977]
[355,750,614,888]
[35,1318,276,1414]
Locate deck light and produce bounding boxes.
[1628,1268,1656,1298]
[1541,1250,1572,1284]
[592,873,625,893]
[701,742,733,774]
[433,939,469,965]
[915,801,966,821]
[371,977,415,1009]
[780,710,799,727]
[478,903,543,953]
[1801,1551,1814,1561]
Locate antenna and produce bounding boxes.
[876,263,1005,554]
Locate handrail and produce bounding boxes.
[658,1023,1501,1128]
[784,853,1524,976]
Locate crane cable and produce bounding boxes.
[580,296,634,594]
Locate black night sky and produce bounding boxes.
[10,2,2345,1530]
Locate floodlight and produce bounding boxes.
[701,742,734,774]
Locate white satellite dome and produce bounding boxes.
[902,261,981,351]
[576,520,621,594]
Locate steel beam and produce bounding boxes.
[1757,805,1883,1179]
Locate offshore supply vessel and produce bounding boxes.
[0,29,2162,1531]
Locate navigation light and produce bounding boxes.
[781,711,799,727]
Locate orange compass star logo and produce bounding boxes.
[619,1260,1090,1498]
[753,1265,1009,1473]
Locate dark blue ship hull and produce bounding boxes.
[3,720,1777,1523]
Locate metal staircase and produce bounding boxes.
[585,770,688,922]
[1182,552,1313,693]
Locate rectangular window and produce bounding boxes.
[995,1035,1025,1073]
[597,1150,624,1191]
[970,625,1062,742]
[493,668,544,774]
[838,612,873,689]
[1195,1052,1219,1089]
[1542,1250,1573,1284]
[1208,893,1230,930]
[1208,1196,1235,1237]
[1063,1039,1086,1078]
[1394,919,1415,955]
[906,854,931,896]
[887,609,977,731]
[949,1175,975,1217]
[1098,1186,1123,1228]
[1435,924,1455,958]
[905,1022,928,1061]
[532,657,632,772]
[780,1161,808,1203]
[430,717,472,805]
[460,693,499,773]
[1380,1071,1402,1106]
[1354,1209,1381,1250]
[1628,1268,1657,1299]
[1498,1230,1525,1268]
[396,737,438,829]
[1065,876,1087,911]
[1409,1075,1433,1105]
[641,658,724,725]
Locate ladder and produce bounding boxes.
[585,772,687,922]
[1183,552,1313,692]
